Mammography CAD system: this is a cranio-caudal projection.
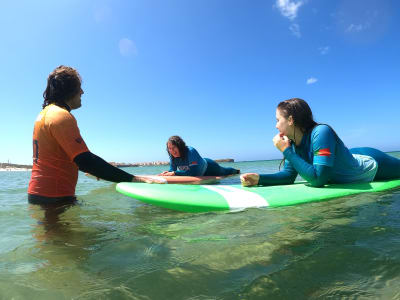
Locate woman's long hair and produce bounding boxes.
[166,136,188,161]
[277,98,317,135]
[42,65,82,109]
[277,98,317,170]
[276,98,339,170]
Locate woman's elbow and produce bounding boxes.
[286,175,297,185]
[307,179,327,188]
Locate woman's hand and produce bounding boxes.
[273,133,291,152]
[240,173,260,187]
[159,171,175,176]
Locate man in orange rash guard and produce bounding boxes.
[28,65,149,204]
[29,103,90,199]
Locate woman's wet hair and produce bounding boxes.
[277,98,317,170]
[166,136,188,159]
[277,98,317,133]
[276,98,339,170]
[42,65,82,109]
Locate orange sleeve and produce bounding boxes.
[48,110,89,161]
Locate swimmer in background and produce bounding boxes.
[241,98,400,187]
[159,136,240,177]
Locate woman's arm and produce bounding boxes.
[159,157,176,176]
[282,125,337,187]
[169,157,175,172]
[283,148,332,187]
[241,159,298,186]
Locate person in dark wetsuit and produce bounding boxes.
[159,136,240,177]
[241,98,400,187]
[28,65,153,205]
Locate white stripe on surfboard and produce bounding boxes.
[202,185,268,210]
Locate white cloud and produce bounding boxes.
[275,0,305,38]
[289,23,301,38]
[318,46,330,55]
[345,23,370,33]
[276,0,304,21]
[119,38,138,57]
[306,77,318,85]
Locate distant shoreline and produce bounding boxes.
[0,163,32,171]
[2,151,399,171]
[0,158,235,171]
[109,158,234,168]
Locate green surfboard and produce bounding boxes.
[116,179,400,213]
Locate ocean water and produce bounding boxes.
[1,154,400,299]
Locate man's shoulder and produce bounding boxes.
[44,104,74,124]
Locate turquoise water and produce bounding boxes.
[1,154,400,299]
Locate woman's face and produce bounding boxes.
[167,142,180,158]
[275,108,293,138]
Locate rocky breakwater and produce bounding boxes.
[110,161,169,168]
[1,158,235,171]
[0,163,32,171]
[110,158,234,168]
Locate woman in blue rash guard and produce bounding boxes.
[241,98,400,187]
[159,136,240,177]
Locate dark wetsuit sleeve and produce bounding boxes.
[74,151,134,182]
[258,159,298,186]
[283,147,331,187]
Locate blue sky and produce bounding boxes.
[1,0,399,165]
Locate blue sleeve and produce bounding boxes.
[169,157,175,172]
[258,159,298,186]
[283,146,332,187]
[311,125,337,167]
[174,147,206,176]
